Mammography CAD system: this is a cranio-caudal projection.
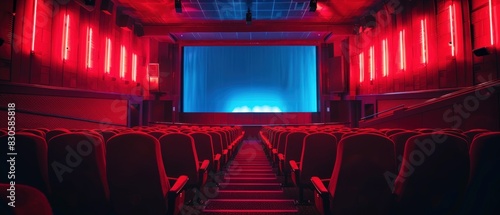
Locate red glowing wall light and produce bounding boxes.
[120,45,126,79]
[62,14,70,60]
[105,38,111,74]
[86,27,93,68]
[382,39,388,77]
[359,53,364,82]
[420,19,428,64]
[132,54,137,82]
[449,4,456,57]
[399,30,406,70]
[369,46,374,81]
[489,0,494,45]
[31,0,38,52]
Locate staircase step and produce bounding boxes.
[204,199,297,211]
[222,177,278,183]
[219,183,282,191]
[214,190,288,199]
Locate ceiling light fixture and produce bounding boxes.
[246,8,252,25]
[175,0,182,13]
[309,0,317,12]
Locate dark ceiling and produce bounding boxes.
[114,0,383,42]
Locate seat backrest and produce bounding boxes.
[208,132,224,155]
[190,132,215,163]
[48,132,109,215]
[0,183,52,215]
[148,131,167,139]
[0,133,50,195]
[385,129,408,136]
[20,129,46,137]
[389,131,421,170]
[328,133,396,215]
[394,133,469,214]
[300,133,337,182]
[100,130,117,143]
[460,132,500,214]
[45,128,71,142]
[464,129,490,147]
[283,132,308,171]
[277,131,291,153]
[159,133,200,185]
[106,132,170,215]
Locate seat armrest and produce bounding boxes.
[311,176,329,197]
[289,160,299,172]
[199,160,210,172]
[222,149,228,155]
[272,149,277,154]
[214,153,221,161]
[169,175,189,195]
[278,153,284,161]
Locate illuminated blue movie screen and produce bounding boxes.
[182,46,317,113]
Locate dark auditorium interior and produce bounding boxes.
[1,0,500,214]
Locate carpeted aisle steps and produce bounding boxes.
[201,140,299,214]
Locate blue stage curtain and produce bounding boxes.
[183,46,317,112]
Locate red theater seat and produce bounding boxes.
[311,133,396,215]
[393,133,469,215]
[190,132,221,173]
[0,133,50,195]
[0,183,52,215]
[100,130,118,143]
[159,133,209,196]
[45,128,71,142]
[464,129,490,147]
[107,132,188,215]
[460,132,500,214]
[279,131,308,185]
[388,131,421,171]
[19,129,45,138]
[48,132,110,215]
[291,132,337,203]
[148,131,168,139]
[208,131,227,167]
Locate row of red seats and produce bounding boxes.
[260,126,499,215]
[0,125,245,215]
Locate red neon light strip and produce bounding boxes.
[31,0,38,51]
[449,4,456,56]
[359,53,364,82]
[421,19,428,64]
[63,14,69,60]
[382,39,388,77]
[369,46,374,81]
[120,46,126,79]
[489,0,494,45]
[132,54,137,82]
[86,27,93,68]
[399,30,406,70]
[105,38,111,74]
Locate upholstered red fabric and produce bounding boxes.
[299,133,337,183]
[464,129,490,147]
[45,128,71,142]
[0,183,52,215]
[389,131,421,171]
[0,132,50,195]
[48,132,110,215]
[159,133,201,187]
[460,132,500,214]
[393,133,469,215]
[190,132,216,167]
[106,132,171,215]
[281,131,308,174]
[327,133,396,214]
[19,129,45,137]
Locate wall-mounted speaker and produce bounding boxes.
[100,0,114,15]
[117,14,134,31]
[134,24,144,37]
[473,47,491,56]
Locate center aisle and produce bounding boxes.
[201,140,299,215]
